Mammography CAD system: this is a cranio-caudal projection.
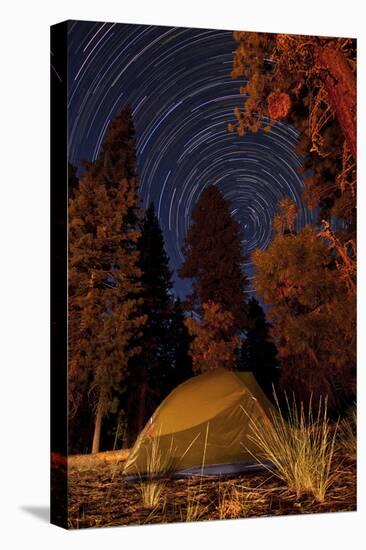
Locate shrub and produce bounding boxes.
[243,393,339,502]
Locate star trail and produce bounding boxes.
[68,20,315,297]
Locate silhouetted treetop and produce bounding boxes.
[179,185,248,331]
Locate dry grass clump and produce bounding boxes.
[135,426,205,510]
[136,431,175,509]
[243,394,339,502]
[182,479,209,522]
[138,479,166,510]
[338,406,356,461]
[180,422,211,522]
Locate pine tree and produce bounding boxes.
[68,107,145,454]
[168,298,193,385]
[126,204,175,443]
[179,185,248,331]
[239,297,279,400]
[253,207,356,410]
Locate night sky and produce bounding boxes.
[68,20,315,297]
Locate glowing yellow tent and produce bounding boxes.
[123,368,276,477]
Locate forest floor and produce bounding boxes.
[52,446,356,529]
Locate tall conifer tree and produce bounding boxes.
[126,203,173,441]
[126,206,194,444]
[68,107,145,454]
[179,185,248,331]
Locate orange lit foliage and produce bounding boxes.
[230,32,356,225]
[253,200,356,409]
[230,32,355,160]
[185,301,240,374]
[68,108,146,453]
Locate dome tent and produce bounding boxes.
[123,368,276,477]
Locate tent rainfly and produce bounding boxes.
[123,368,276,477]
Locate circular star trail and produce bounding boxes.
[68,21,315,296]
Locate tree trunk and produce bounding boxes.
[91,389,105,454]
[125,378,148,447]
[136,381,148,436]
[315,44,356,161]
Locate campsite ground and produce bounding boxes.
[52,445,356,529]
